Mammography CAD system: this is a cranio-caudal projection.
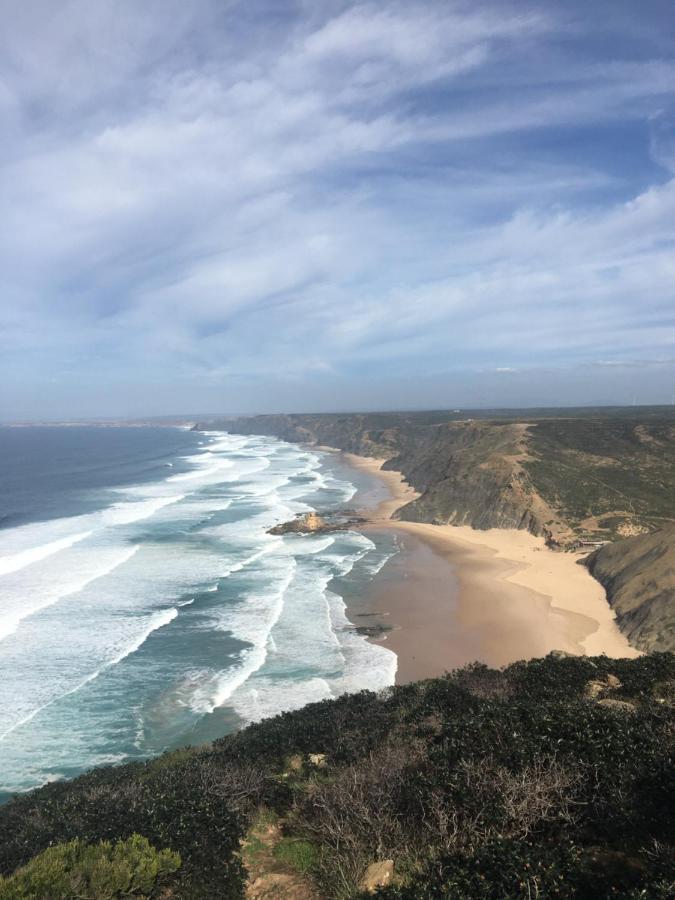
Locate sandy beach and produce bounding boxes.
[339,452,640,684]
[341,452,420,520]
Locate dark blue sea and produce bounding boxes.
[0,426,397,799]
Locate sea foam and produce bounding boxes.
[0,531,93,577]
[0,428,399,795]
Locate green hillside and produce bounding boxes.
[524,418,675,540]
[209,406,675,545]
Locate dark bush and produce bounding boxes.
[368,838,673,899]
[0,755,247,898]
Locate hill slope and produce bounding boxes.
[0,653,673,898]
[201,409,675,652]
[586,526,675,653]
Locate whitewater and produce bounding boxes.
[0,427,397,796]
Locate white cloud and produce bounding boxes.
[0,0,674,416]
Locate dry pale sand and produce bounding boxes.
[338,452,639,684]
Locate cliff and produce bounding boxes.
[204,410,675,542]
[380,420,549,534]
[204,410,675,541]
[586,525,675,653]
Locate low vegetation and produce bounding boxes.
[0,653,672,898]
[0,835,180,899]
[524,418,675,540]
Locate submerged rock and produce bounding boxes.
[353,623,393,639]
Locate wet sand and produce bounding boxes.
[337,452,639,684]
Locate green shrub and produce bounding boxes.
[0,757,247,898]
[0,834,179,899]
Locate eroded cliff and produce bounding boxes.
[586,526,675,653]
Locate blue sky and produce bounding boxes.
[1,0,674,419]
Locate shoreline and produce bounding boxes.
[332,450,640,685]
[340,452,420,521]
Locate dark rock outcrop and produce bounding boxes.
[268,511,365,536]
[268,511,326,535]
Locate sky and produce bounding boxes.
[1,0,674,419]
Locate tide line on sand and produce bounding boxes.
[337,451,639,684]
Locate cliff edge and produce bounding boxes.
[206,413,561,538]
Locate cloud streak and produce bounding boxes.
[0,0,674,417]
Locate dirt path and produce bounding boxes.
[242,816,322,900]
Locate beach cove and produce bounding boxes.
[339,451,640,684]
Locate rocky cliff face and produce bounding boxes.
[382,421,549,533]
[586,526,675,653]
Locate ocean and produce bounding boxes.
[0,426,398,799]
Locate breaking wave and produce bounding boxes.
[0,428,398,794]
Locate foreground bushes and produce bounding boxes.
[0,652,672,898]
[0,756,252,898]
[372,837,675,899]
[0,835,179,900]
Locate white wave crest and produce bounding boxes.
[102,495,185,526]
[0,606,178,742]
[0,607,178,741]
[189,559,297,714]
[0,544,140,643]
[0,531,93,577]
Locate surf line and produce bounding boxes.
[0,606,179,743]
[0,531,93,578]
